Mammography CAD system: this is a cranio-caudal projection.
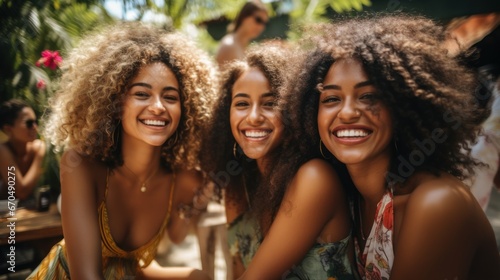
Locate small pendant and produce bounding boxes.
[141,184,146,193]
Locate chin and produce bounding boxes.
[332,151,368,165]
[241,149,267,160]
[143,137,170,147]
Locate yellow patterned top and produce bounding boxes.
[27,170,176,279]
[98,169,176,273]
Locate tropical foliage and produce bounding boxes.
[0,0,370,192]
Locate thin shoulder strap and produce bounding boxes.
[104,168,110,201]
[167,173,176,216]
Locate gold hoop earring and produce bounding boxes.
[394,137,400,154]
[167,131,179,148]
[111,120,121,148]
[233,142,238,158]
[319,139,331,159]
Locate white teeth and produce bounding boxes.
[142,119,166,126]
[336,129,369,138]
[244,130,271,138]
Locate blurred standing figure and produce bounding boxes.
[0,99,46,204]
[468,76,500,210]
[215,0,268,69]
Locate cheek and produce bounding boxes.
[317,107,335,138]
[169,103,182,124]
[229,108,242,138]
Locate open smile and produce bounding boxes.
[139,119,169,128]
[332,126,373,144]
[242,129,272,141]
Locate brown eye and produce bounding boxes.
[321,96,340,104]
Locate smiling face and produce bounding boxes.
[230,67,283,161]
[121,62,181,147]
[317,59,393,166]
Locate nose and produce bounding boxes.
[338,98,361,123]
[148,95,166,115]
[246,104,264,125]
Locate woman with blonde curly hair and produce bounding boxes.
[202,45,354,279]
[289,15,500,279]
[28,22,216,280]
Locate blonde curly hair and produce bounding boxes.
[44,22,217,170]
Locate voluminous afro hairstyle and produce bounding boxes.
[201,45,308,228]
[287,14,486,183]
[44,22,217,170]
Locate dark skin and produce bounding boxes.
[215,10,268,69]
[318,58,500,279]
[227,67,352,279]
[60,63,209,280]
[0,107,45,200]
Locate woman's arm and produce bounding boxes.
[225,194,246,279]
[0,140,45,200]
[391,179,489,280]
[59,150,104,280]
[240,159,351,280]
[168,170,204,244]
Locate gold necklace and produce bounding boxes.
[122,164,159,193]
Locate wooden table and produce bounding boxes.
[0,204,63,259]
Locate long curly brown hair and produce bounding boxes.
[201,45,315,229]
[287,14,486,185]
[44,22,217,170]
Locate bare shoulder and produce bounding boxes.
[216,34,240,65]
[219,34,236,48]
[290,159,343,199]
[408,173,478,212]
[403,172,482,230]
[294,158,340,186]
[59,149,106,189]
[0,143,13,159]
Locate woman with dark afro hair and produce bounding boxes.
[287,14,500,279]
[202,45,355,279]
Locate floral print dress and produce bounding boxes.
[227,211,355,280]
[354,190,394,280]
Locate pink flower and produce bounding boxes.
[36,79,46,90]
[382,200,393,230]
[35,50,62,70]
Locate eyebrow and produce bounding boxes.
[233,92,276,99]
[129,82,179,93]
[323,80,374,90]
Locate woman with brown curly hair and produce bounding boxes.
[202,45,354,279]
[28,23,216,280]
[289,15,500,279]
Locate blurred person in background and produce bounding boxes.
[0,99,46,206]
[468,70,500,211]
[215,0,268,69]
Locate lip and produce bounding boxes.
[331,124,373,145]
[240,128,273,142]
